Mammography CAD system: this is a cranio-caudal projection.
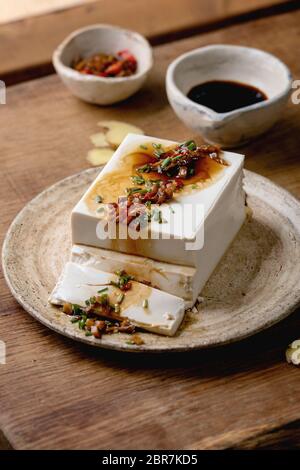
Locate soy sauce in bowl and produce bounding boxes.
[187,80,267,113]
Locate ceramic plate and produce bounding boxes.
[2,168,300,352]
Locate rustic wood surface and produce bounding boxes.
[0,5,300,450]
[0,0,296,84]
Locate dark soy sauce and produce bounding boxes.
[187,80,267,113]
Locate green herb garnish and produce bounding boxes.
[161,157,171,169]
[85,331,93,337]
[78,318,86,329]
[140,144,148,150]
[152,143,164,158]
[148,179,162,184]
[131,175,145,185]
[116,293,125,304]
[126,187,148,195]
[152,143,162,150]
[180,140,196,151]
[137,164,151,173]
[72,304,83,315]
[111,270,135,291]
[97,287,108,294]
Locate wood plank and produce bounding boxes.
[0,0,297,84]
[0,431,13,450]
[229,419,300,449]
[0,10,300,449]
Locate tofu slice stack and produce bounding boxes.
[49,134,246,337]
[50,262,185,336]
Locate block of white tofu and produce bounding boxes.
[71,134,246,298]
[71,244,196,306]
[49,262,185,336]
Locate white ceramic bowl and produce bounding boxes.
[53,24,153,105]
[166,45,292,147]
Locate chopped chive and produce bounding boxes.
[72,304,82,315]
[154,151,163,159]
[142,299,148,309]
[95,195,103,203]
[97,287,108,294]
[89,296,96,304]
[126,187,148,195]
[85,331,93,337]
[78,318,86,329]
[145,200,152,209]
[85,299,90,306]
[187,141,196,151]
[149,179,162,184]
[180,140,196,150]
[191,184,198,189]
[126,340,134,345]
[137,164,151,173]
[131,175,145,185]
[152,143,162,149]
[161,157,171,169]
[116,293,125,304]
[140,144,148,150]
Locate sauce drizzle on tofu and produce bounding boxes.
[86,141,228,212]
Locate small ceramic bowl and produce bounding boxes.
[53,24,153,105]
[166,45,292,147]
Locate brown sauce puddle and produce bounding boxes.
[86,142,227,210]
[83,142,227,256]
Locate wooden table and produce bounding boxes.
[0,0,300,450]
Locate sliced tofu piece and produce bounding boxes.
[71,134,246,269]
[71,244,196,306]
[49,262,185,336]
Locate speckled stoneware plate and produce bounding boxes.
[2,168,300,353]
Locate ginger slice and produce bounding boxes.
[87,148,114,166]
[90,132,109,147]
[98,120,144,148]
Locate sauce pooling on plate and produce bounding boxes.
[187,80,267,113]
